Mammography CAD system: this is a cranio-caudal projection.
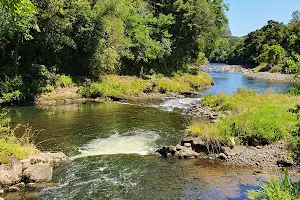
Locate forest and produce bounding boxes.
[210,11,300,75]
[0,0,228,104]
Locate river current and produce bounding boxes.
[6,64,293,200]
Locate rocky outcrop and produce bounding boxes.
[0,152,68,196]
[156,144,200,159]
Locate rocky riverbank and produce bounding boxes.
[207,64,295,82]
[0,152,68,199]
[156,137,296,171]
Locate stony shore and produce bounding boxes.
[0,152,68,199]
[157,137,295,171]
[208,65,295,82]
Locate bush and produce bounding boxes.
[55,75,73,87]
[290,83,300,95]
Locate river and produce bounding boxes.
[6,64,293,200]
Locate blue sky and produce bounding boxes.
[225,0,300,36]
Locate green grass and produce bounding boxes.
[248,171,300,200]
[79,71,213,98]
[0,112,39,163]
[186,88,300,146]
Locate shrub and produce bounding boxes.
[55,75,73,87]
[290,83,300,96]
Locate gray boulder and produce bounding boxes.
[23,163,53,182]
[0,159,22,186]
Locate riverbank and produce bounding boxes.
[34,72,214,106]
[158,88,300,171]
[207,64,295,82]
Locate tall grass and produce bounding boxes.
[248,171,300,200]
[187,88,300,146]
[0,112,39,162]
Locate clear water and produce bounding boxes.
[202,63,293,94]
[5,64,293,200]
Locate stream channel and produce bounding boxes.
[6,64,293,200]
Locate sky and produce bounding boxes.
[225,0,300,37]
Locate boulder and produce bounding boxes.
[23,163,53,183]
[175,144,183,151]
[20,159,31,171]
[8,186,20,192]
[220,147,237,156]
[184,143,191,148]
[13,182,25,189]
[0,189,4,195]
[0,197,4,200]
[277,155,294,167]
[217,153,228,161]
[28,152,68,166]
[0,159,22,186]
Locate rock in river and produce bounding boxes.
[0,159,22,186]
[23,163,53,183]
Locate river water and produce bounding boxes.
[6,64,293,200]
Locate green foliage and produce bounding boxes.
[290,83,300,95]
[0,0,228,103]
[210,12,300,74]
[187,88,300,146]
[248,171,300,200]
[55,75,73,88]
[79,72,213,98]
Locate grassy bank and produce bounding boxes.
[77,71,213,99]
[186,88,300,148]
[0,112,39,163]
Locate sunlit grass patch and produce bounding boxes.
[0,112,39,163]
[187,88,300,146]
[79,72,213,98]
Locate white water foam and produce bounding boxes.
[71,130,160,160]
[156,97,201,112]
